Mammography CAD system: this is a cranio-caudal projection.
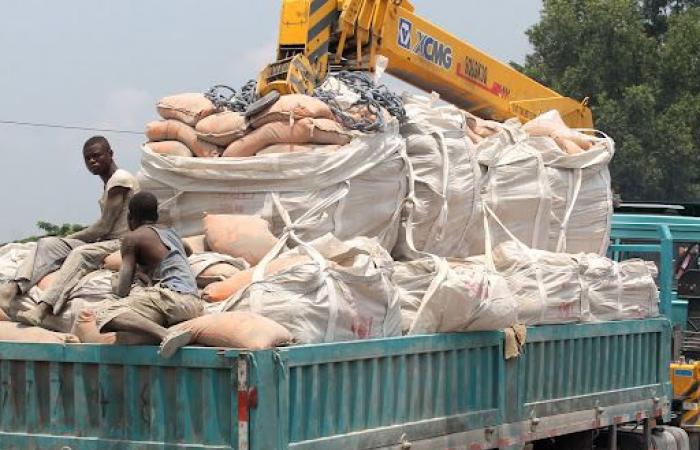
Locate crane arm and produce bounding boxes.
[257,0,593,129]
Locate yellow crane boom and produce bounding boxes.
[258,0,593,128]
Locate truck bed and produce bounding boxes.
[0,319,671,450]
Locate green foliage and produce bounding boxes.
[522,0,700,201]
[14,222,86,244]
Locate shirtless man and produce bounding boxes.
[87,191,202,358]
[0,136,139,323]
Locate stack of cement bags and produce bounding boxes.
[145,92,352,158]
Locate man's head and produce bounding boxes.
[128,191,159,230]
[83,136,115,176]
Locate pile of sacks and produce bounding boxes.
[145,93,352,158]
[0,78,660,350]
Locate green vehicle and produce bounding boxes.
[2,211,697,450]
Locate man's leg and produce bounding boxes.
[18,240,119,325]
[2,237,83,314]
[105,312,192,358]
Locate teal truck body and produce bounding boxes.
[2,212,691,450]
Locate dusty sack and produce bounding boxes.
[145,120,221,158]
[468,119,614,256]
[394,256,516,335]
[146,141,194,158]
[578,255,659,321]
[250,94,335,128]
[203,214,278,266]
[138,124,406,250]
[173,311,294,349]
[157,93,216,126]
[215,236,402,344]
[256,144,341,155]
[492,241,585,325]
[223,118,351,158]
[0,322,78,344]
[188,252,249,289]
[195,111,248,146]
[395,95,481,259]
[203,255,310,303]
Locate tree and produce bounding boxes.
[14,222,86,244]
[522,0,700,201]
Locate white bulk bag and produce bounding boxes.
[469,119,614,256]
[579,255,659,321]
[0,243,35,281]
[138,124,407,251]
[214,202,401,344]
[394,95,481,259]
[394,256,516,335]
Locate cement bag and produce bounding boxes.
[216,233,401,344]
[188,252,249,288]
[579,255,659,321]
[157,93,216,126]
[0,322,78,344]
[222,118,351,157]
[173,311,294,349]
[203,214,278,266]
[195,111,248,146]
[0,242,35,281]
[249,94,335,128]
[203,255,310,303]
[399,256,516,334]
[491,240,585,325]
[146,141,194,158]
[145,120,220,158]
[183,235,208,254]
[137,124,406,250]
[395,95,481,258]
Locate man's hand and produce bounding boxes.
[116,234,138,298]
[69,186,129,243]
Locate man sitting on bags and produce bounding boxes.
[0,136,139,325]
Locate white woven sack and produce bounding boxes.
[215,197,401,344]
[578,255,659,321]
[138,125,407,251]
[394,95,481,259]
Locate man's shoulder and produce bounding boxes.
[107,169,139,192]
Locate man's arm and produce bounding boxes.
[116,234,138,298]
[69,186,129,243]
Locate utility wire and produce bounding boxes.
[0,119,142,135]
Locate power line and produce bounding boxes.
[0,119,143,135]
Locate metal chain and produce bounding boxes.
[204,80,258,112]
[313,71,407,132]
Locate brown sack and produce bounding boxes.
[157,93,216,126]
[203,255,310,302]
[197,263,242,288]
[250,94,334,128]
[37,271,59,291]
[195,111,248,146]
[0,322,79,344]
[103,251,122,271]
[173,311,294,349]
[146,120,221,158]
[204,214,278,265]
[183,235,208,254]
[256,144,341,155]
[146,141,194,157]
[222,118,351,158]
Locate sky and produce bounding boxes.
[0,0,542,242]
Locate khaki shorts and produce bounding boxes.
[95,286,203,331]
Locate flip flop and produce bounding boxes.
[159,329,193,359]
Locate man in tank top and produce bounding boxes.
[0,136,139,325]
[89,191,202,358]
